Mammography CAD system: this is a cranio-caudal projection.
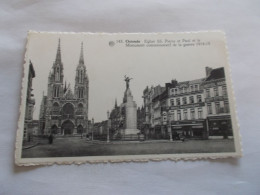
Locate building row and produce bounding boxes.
[142,67,233,139]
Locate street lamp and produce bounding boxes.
[107,111,110,143]
[92,118,94,141]
[167,111,173,141]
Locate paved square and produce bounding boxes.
[22,137,235,158]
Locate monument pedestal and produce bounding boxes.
[121,88,140,140]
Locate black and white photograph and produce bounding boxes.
[15,31,241,165]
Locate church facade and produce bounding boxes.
[40,39,89,136]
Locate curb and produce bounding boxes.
[22,143,39,150]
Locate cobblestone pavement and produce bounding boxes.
[22,137,235,158]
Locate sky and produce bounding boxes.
[25,32,227,122]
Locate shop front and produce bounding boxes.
[171,120,207,139]
[207,115,233,139]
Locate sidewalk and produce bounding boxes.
[22,140,39,150]
[22,137,48,149]
[85,139,184,145]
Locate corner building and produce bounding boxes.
[202,67,232,138]
[167,78,207,139]
[43,40,89,135]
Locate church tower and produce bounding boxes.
[43,40,89,136]
[74,42,89,133]
[47,39,64,99]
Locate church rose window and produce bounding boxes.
[62,103,74,118]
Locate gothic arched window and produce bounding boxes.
[53,86,60,98]
[78,103,83,114]
[52,102,59,115]
[55,67,60,81]
[78,88,84,98]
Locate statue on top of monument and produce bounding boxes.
[124,75,132,89]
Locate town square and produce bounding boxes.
[16,32,240,163]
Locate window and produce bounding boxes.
[53,86,60,97]
[206,89,210,98]
[197,95,202,102]
[170,99,175,106]
[183,87,187,93]
[78,103,83,114]
[182,97,187,105]
[195,85,199,91]
[198,108,203,119]
[55,67,60,81]
[189,96,194,104]
[214,87,219,96]
[62,103,74,118]
[170,111,175,121]
[215,102,220,114]
[174,88,178,95]
[222,85,227,96]
[207,103,212,114]
[78,70,84,83]
[23,131,26,138]
[190,85,194,92]
[176,98,181,105]
[190,109,195,120]
[224,101,230,113]
[53,102,59,114]
[184,110,188,120]
[78,88,84,98]
[177,110,181,121]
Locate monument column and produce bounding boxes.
[123,76,140,138]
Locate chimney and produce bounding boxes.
[206,67,213,77]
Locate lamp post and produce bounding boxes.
[107,111,110,143]
[168,111,173,141]
[92,118,94,141]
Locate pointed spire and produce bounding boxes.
[115,98,118,108]
[64,80,67,93]
[55,38,62,64]
[79,42,84,64]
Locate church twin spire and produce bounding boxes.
[55,38,62,65]
[79,42,84,65]
[54,39,85,67]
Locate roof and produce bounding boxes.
[205,67,225,81]
[173,78,204,89]
[29,61,36,78]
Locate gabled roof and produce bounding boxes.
[205,67,225,81]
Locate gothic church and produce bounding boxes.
[40,39,89,135]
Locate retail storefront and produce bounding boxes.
[171,120,207,139]
[207,115,232,138]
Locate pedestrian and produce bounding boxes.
[48,134,53,144]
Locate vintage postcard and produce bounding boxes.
[15,31,241,166]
